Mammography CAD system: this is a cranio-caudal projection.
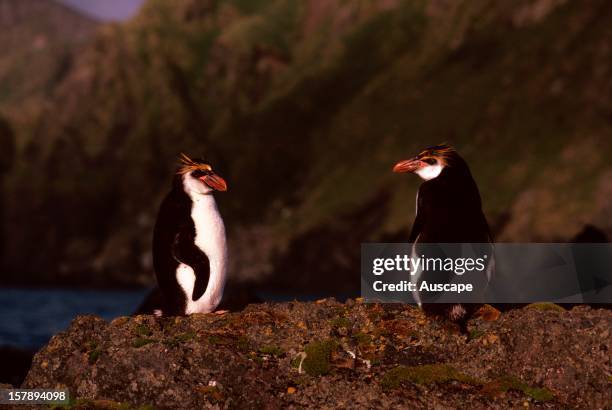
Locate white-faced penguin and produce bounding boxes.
[153,153,228,316]
[393,144,493,333]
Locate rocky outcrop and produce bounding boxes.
[23,301,611,409]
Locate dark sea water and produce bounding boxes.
[0,288,148,349]
[0,288,354,351]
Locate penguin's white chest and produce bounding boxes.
[176,194,228,314]
[191,197,226,264]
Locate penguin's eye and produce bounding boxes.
[424,158,437,165]
[192,170,205,178]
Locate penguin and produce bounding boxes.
[392,144,493,334]
[152,153,228,316]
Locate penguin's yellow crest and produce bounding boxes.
[177,153,212,175]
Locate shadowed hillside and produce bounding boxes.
[2,0,612,291]
[0,0,98,132]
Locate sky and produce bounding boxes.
[58,0,145,21]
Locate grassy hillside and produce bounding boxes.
[2,0,612,290]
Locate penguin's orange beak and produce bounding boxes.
[393,158,423,173]
[201,173,227,192]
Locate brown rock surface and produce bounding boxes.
[21,301,611,409]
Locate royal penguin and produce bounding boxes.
[392,144,493,333]
[153,153,228,316]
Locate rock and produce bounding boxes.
[22,301,611,409]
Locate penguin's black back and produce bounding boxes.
[413,154,492,333]
[152,176,210,316]
[416,159,490,243]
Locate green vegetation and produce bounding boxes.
[382,365,555,402]
[207,335,222,345]
[132,338,156,348]
[351,332,372,346]
[290,355,302,369]
[236,336,251,352]
[85,340,102,364]
[302,339,339,376]
[489,376,555,402]
[381,364,481,390]
[134,324,153,337]
[175,331,196,342]
[88,349,102,364]
[164,331,197,347]
[330,317,351,329]
[259,345,283,356]
[469,329,485,339]
[51,398,155,410]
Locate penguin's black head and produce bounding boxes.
[177,153,227,194]
[392,144,461,181]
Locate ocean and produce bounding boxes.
[0,288,148,349]
[0,288,354,350]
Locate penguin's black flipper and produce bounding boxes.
[408,213,423,243]
[408,190,424,243]
[173,225,211,301]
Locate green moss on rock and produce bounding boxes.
[236,336,250,352]
[88,349,102,364]
[493,376,555,402]
[208,335,222,345]
[382,366,554,401]
[330,317,351,329]
[163,331,197,347]
[302,339,339,376]
[176,331,196,342]
[259,345,283,356]
[52,398,155,410]
[132,338,155,348]
[134,324,153,337]
[290,356,302,369]
[469,329,485,339]
[351,332,372,346]
[382,364,481,390]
